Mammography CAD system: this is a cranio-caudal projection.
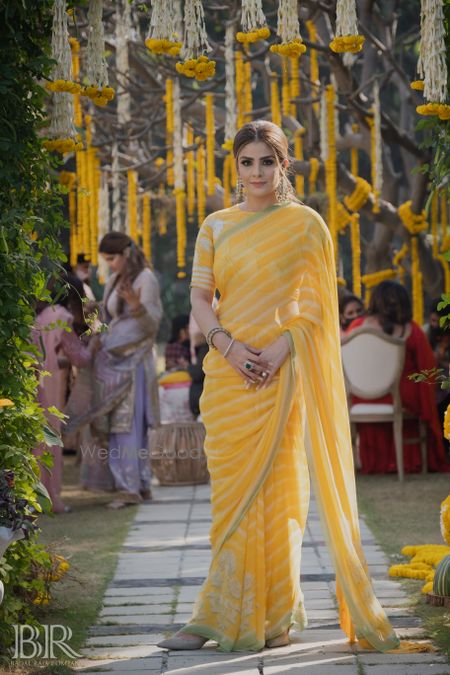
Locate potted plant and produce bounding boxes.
[0,469,39,604]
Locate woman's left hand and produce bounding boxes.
[255,335,290,390]
[117,281,141,311]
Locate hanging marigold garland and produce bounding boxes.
[329,0,365,53]
[127,169,138,243]
[281,58,290,117]
[416,0,450,120]
[393,243,409,285]
[177,0,215,80]
[306,21,320,116]
[172,78,187,278]
[165,79,175,187]
[205,94,216,196]
[289,55,300,117]
[142,194,152,261]
[84,0,115,106]
[271,75,281,126]
[69,38,82,128]
[293,128,305,196]
[235,51,245,129]
[237,0,270,46]
[145,0,182,56]
[270,0,306,57]
[76,148,89,257]
[362,269,397,303]
[350,123,359,176]
[344,177,372,212]
[85,115,100,264]
[308,157,320,193]
[155,156,168,236]
[44,0,81,153]
[196,137,206,226]
[322,85,338,259]
[398,201,427,325]
[350,213,361,296]
[244,60,253,123]
[186,124,196,221]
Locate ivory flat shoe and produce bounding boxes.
[265,630,290,648]
[157,632,208,650]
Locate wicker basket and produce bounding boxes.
[426,593,450,608]
[149,422,209,485]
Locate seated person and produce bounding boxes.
[339,293,365,336]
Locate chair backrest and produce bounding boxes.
[341,326,406,401]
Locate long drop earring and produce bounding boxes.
[235,177,244,203]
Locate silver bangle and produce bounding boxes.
[223,337,235,358]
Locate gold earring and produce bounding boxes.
[235,177,244,203]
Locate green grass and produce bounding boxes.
[356,473,450,657]
[4,455,137,673]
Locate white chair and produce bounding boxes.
[341,326,428,481]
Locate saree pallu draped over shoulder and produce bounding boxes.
[186,203,400,653]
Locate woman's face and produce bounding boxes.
[341,300,364,327]
[236,141,285,200]
[101,252,126,274]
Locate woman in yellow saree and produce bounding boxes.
[158,121,401,653]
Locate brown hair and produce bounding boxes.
[368,280,412,334]
[233,120,297,202]
[99,231,150,315]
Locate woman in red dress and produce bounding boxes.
[347,281,449,473]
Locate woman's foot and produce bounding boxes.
[265,630,290,648]
[157,631,208,650]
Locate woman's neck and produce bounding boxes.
[241,193,279,212]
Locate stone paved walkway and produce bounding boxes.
[75,484,450,674]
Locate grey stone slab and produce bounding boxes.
[75,657,163,672]
[104,587,175,597]
[81,644,161,659]
[358,652,445,665]
[99,613,174,625]
[358,667,450,675]
[100,605,173,617]
[110,576,205,588]
[86,634,167,647]
[103,595,175,607]
[89,624,181,636]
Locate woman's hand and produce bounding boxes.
[214,334,268,385]
[117,281,141,311]
[254,335,291,389]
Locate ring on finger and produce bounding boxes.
[244,360,254,371]
[261,371,268,378]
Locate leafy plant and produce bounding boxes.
[0,470,39,538]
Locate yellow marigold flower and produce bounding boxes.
[33,591,51,605]
[330,34,365,53]
[441,494,450,545]
[155,157,165,167]
[0,399,14,407]
[410,80,424,91]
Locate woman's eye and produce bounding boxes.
[263,159,274,165]
[241,160,251,166]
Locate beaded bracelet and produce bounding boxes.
[206,326,232,349]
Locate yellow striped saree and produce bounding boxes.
[186,202,399,653]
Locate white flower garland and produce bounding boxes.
[173,0,183,41]
[373,82,383,204]
[87,0,109,87]
[147,0,178,42]
[241,0,266,32]
[116,0,131,125]
[320,90,328,162]
[417,0,448,103]
[172,79,184,190]
[224,24,237,143]
[276,0,301,43]
[48,0,76,141]
[97,172,110,282]
[111,142,122,231]
[335,0,358,36]
[181,0,211,60]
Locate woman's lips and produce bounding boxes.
[250,182,266,186]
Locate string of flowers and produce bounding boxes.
[244,60,253,122]
[223,154,232,208]
[235,51,245,129]
[44,0,81,153]
[336,201,351,233]
[85,115,95,261]
[289,55,299,117]
[350,123,359,176]
[307,157,319,194]
[369,83,382,213]
[281,58,290,117]
[393,243,409,285]
[111,141,121,231]
[237,0,270,47]
[177,0,215,81]
[329,0,365,54]
[271,75,281,126]
[350,213,361,296]
[223,24,237,146]
[294,128,305,196]
[142,194,151,261]
[69,38,82,128]
[411,236,424,325]
[205,94,216,196]
[344,176,372,212]
[196,137,206,226]
[173,78,186,278]
[84,0,115,107]
[398,201,428,235]
[145,0,182,56]
[165,79,174,187]
[306,21,320,116]
[97,172,110,283]
[127,169,138,243]
[441,495,450,546]
[270,0,306,57]
[389,544,450,594]
[186,124,196,221]
[416,0,450,121]
[155,157,168,236]
[76,148,89,256]
[362,269,397,303]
